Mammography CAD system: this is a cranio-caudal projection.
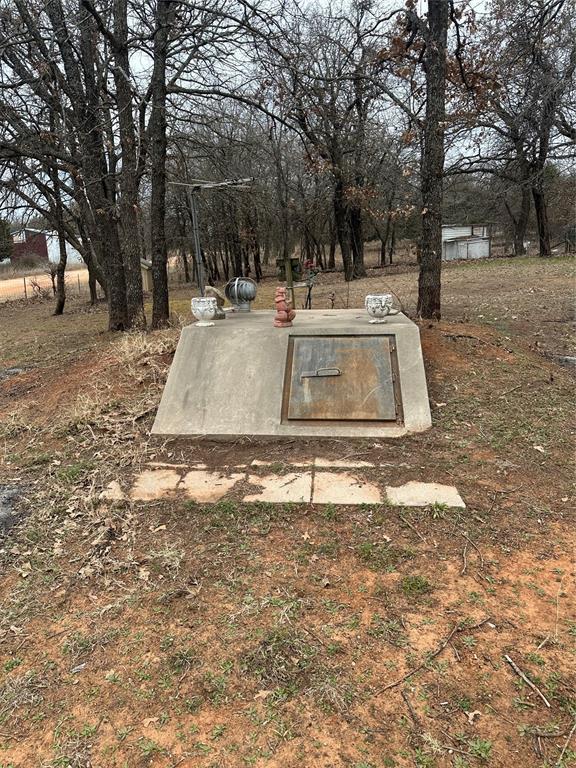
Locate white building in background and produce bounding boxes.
[46,232,84,266]
[442,224,491,261]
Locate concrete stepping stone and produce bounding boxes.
[314,458,375,468]
[131,469,181,501]
[313,471,382,505]
[146,461,203,469]
[180,470,244,503]
[250,459,313,468]
[386,481,465,508]
[243,473,312,503]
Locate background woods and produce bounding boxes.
[0,0,574,329]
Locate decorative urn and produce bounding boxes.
[364,293,400,323]
[191,296,218,326]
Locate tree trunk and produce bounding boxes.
[328,217,336,270]
[87,267,98,304]
[231,236,242,277]
[513,187,530,255]
[149,0,173,328]
[388,223,396,264]
[333,181,353,281]
[113,0,146,328]
[253,242,263,281]
[532,182,551,257]
[379,237,387,265]
[381,190,395,266]
[76,194,107,300]
[53,225,67,315]
[242,245,251,277]
[229,206,243,277]
[417,0,448,320]
[350,205,366,278]
[49,117,67,315]
[80,65,127,325]
[380,216,391,266]
[51,165,67,315]
[179,247,190,283]
[99,215,129,328]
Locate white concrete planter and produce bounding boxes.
[365,294,400,323]
[191,297,217,327]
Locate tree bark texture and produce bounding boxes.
[333,180,353,281]
[512,187,531,256]
[532,182,552,257]
[112,0,146,327]
[417,0,448,320]
[52,175,67,315]
[149,0,173,328]
[350,205,366,278]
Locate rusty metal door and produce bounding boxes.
[285,336,398,421]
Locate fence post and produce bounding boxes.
[23,277,27,299]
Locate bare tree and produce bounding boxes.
[452,0,576,256]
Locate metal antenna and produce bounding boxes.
[168,178,254,296]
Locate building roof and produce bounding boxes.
[442,223,490,228]
[10,226,47,236]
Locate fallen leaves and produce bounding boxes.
[253,690,273,701]
[142,717,159,728]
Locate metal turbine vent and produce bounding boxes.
[225,277,257,312]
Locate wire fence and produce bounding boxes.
[0,270,98,303]
[0,266,191,304]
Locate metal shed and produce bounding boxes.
[442,224,491,261]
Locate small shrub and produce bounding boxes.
[169,648,196,672]
[367,616,408,647]
[468,738,492,760]
[243,630,316,690]
[400,575,433,596]
[356,542,413,572]
[3,658,22,673]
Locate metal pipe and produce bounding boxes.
[284,255,295,309]
[188,189,205,297]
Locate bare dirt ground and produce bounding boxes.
[0,255,574,768]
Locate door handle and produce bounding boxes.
[301,367,341,379]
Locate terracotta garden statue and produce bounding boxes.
[273,286,296,327]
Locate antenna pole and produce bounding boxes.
[187,188,205,296]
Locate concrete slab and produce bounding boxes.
[313,472,382,505]
[152,310,431,439]
[131,469,181,501]
[146,462,202,469]
[180,470,244,502]
[386,481,465,508]
[314,458,375,468]
[243,473,312,503]
[251,459,313,467]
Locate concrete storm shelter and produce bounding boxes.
[152,310,431,439]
